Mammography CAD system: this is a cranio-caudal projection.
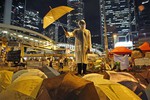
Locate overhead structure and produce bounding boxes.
[0,23,56,50]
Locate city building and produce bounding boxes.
[11,0,41,32]
[99,0,136,49]
[0,0,5,23]
[135,0,150,45]
[23,10,41,31]
[1,0,42,32]
[11,0,25,27]
[67,0,84,44]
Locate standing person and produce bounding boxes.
[59,57,64,70]
[49,57,53,68]
[47,58,50,67]
[68,58,75,72]
[65,20,92,75]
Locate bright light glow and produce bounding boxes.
[23,57,27,61]
[30,38,33,40]
[2,31,8,34]
[24,37,29,39]
[13,33,17,35]
[18,35,23,37]
[35,40,38,42]
[18,6,23,9]
[113,34,117,38]
[115,41,133,48]
[142,0,149,4]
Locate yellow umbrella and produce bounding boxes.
[43,6,74,29]
[12,69,47,81]
[37,73,100,100]
[0,70,13,93]
[0,76,43,100]
[83,74,141,100]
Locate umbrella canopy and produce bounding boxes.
[111,46,132,55]
[0,70,13,92]
[83,74,141,100]
[82,73,104,80]
[104,71,138,83]
[12,69,47,81]
[139,42,150,52]
[145,84,150,100]
[103,71,148,99]
[12,70,28,81]
[0,76,43,100]
[37,73,99,100]
[103,71,145,91]
[43,6,74,29]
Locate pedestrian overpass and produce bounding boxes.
[0,23,102,58]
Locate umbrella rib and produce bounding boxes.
[109,85,120,99]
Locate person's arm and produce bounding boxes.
[65,30,76,38]
[88,31,92,53]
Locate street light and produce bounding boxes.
[113,34,117,48]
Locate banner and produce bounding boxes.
[114,54,129,70]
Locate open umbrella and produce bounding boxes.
[111,46,132,55]
[19,71,47,79]
[103,71,149,99]
[43,6,74,29]
[12,69,28,81]
[36,73,99,100]
[12,69,47,81]
[83,74,141,100]
[0,70,13,92]
[82,73,104,80]
[0,76,43,100]
[103,71,146,90]
[145,84,150,100]
[139,42,150,53]
[104,71,138,83]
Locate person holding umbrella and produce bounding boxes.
[65,20,92,75]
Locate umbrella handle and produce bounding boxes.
[49,6,52,9]
[61,25,67,33]
[49,6,67,33]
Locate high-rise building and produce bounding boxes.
[129,0,150,45]
[99,0,135,49]
[136,1,150,44]
[67,0,84,30]
[67,0,84,44]
[0,0,5,23]
[23,10,41,31]
[1,0,42,32]
[134,0,150,31]
[11,0,25,26]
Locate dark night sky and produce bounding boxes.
[27,0,101,44]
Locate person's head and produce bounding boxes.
[78,20,86,29]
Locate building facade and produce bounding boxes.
[67,0,84,44]
[23,10,41,31]
[99,0,136,49]
[136,0,150,45]
[1,0,42,32]
[0,0,5,23]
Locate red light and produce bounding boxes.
[138,5,145,11]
